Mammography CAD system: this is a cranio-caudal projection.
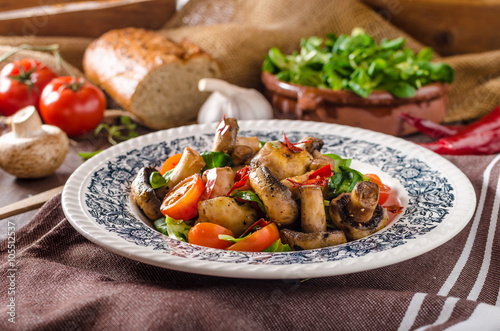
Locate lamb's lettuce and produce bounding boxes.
[263,28,454,98]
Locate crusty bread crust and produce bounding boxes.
[83,27,221,129]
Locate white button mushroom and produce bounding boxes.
[0,106,69,178]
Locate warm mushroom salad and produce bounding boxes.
[131,118,403,252]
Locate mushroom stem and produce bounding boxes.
[299,185,327,233]
[12,106,43,138]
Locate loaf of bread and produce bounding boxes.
[83,28,221,129]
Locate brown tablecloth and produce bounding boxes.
[0,153,499,330]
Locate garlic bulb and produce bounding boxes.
[0,106,69,178]
[197,78,273,123]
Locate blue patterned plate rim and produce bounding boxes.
[62,120,476,279]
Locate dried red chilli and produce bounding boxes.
[233,197,265,218]
[399,113,461,139]
[454,105,500,136]
[418,127,500,155]
[239,218,270,238]
[286,164,333,187]
[216,115,230,136]
[227,166,251,196]
[283,132,310,153]
[287,177,329,187]
[407,105,500,155]
[308,164,333,179]
[385,205,404,214]
[234,165,250,182]
[201,168,218,199]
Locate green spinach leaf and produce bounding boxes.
[154,217,192,242]
[201,151,234,171]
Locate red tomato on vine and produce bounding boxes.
[0,59,57,116]
[39,76,106,136]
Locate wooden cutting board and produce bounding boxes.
[362,0,500,55]
[0,0,176,38]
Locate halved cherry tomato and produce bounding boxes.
[226,223,280,252]
[365,173,391,205]
[188,222,234,249]
[160,153,183,175]
[160,175,205,220]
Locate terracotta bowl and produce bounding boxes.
[261,72,449,136]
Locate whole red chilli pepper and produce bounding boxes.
[454,105,500,136]
[400,113,461,139]
[418,127,500,155]
[401,105,500,139]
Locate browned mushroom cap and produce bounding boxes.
[249,166,299,227]
[295,136,324,154]
[197,197,258,237]
[329,190,388,241]
[212,117,239,154]
[250,141,313,180]
[280,228,346,250]
[231,136,260,165]
[309,150,336,171]
[348,181,380,223]
[131,167,168,221]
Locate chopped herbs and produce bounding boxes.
[78,115,139,160]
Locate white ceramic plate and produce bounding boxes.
[62,120,476,279]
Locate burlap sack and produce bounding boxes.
[0,47,83,80]
[1,0,499,123]
[161,0,500,123]
[0,36,91,71]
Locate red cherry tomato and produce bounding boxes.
[160,175,205,220]
[0,59,57,116]
[226,223,280,252]
[188,223,234,249]
[365,173,391,205]
[39,76,106,136]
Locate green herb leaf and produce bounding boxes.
[323,154,351,173]
[201,151,234,171]
[417,47,434,61]
[229,190,266,213]
[154,217,192,242]
[326,165,369,199]
[262,239,292,252]
[218,234,245,243]
[388,82,416,98]
[149,171,166,189]
[78,150,102,160]
[380,37,405,50]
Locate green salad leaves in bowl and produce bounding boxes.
[262,28,454,136]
